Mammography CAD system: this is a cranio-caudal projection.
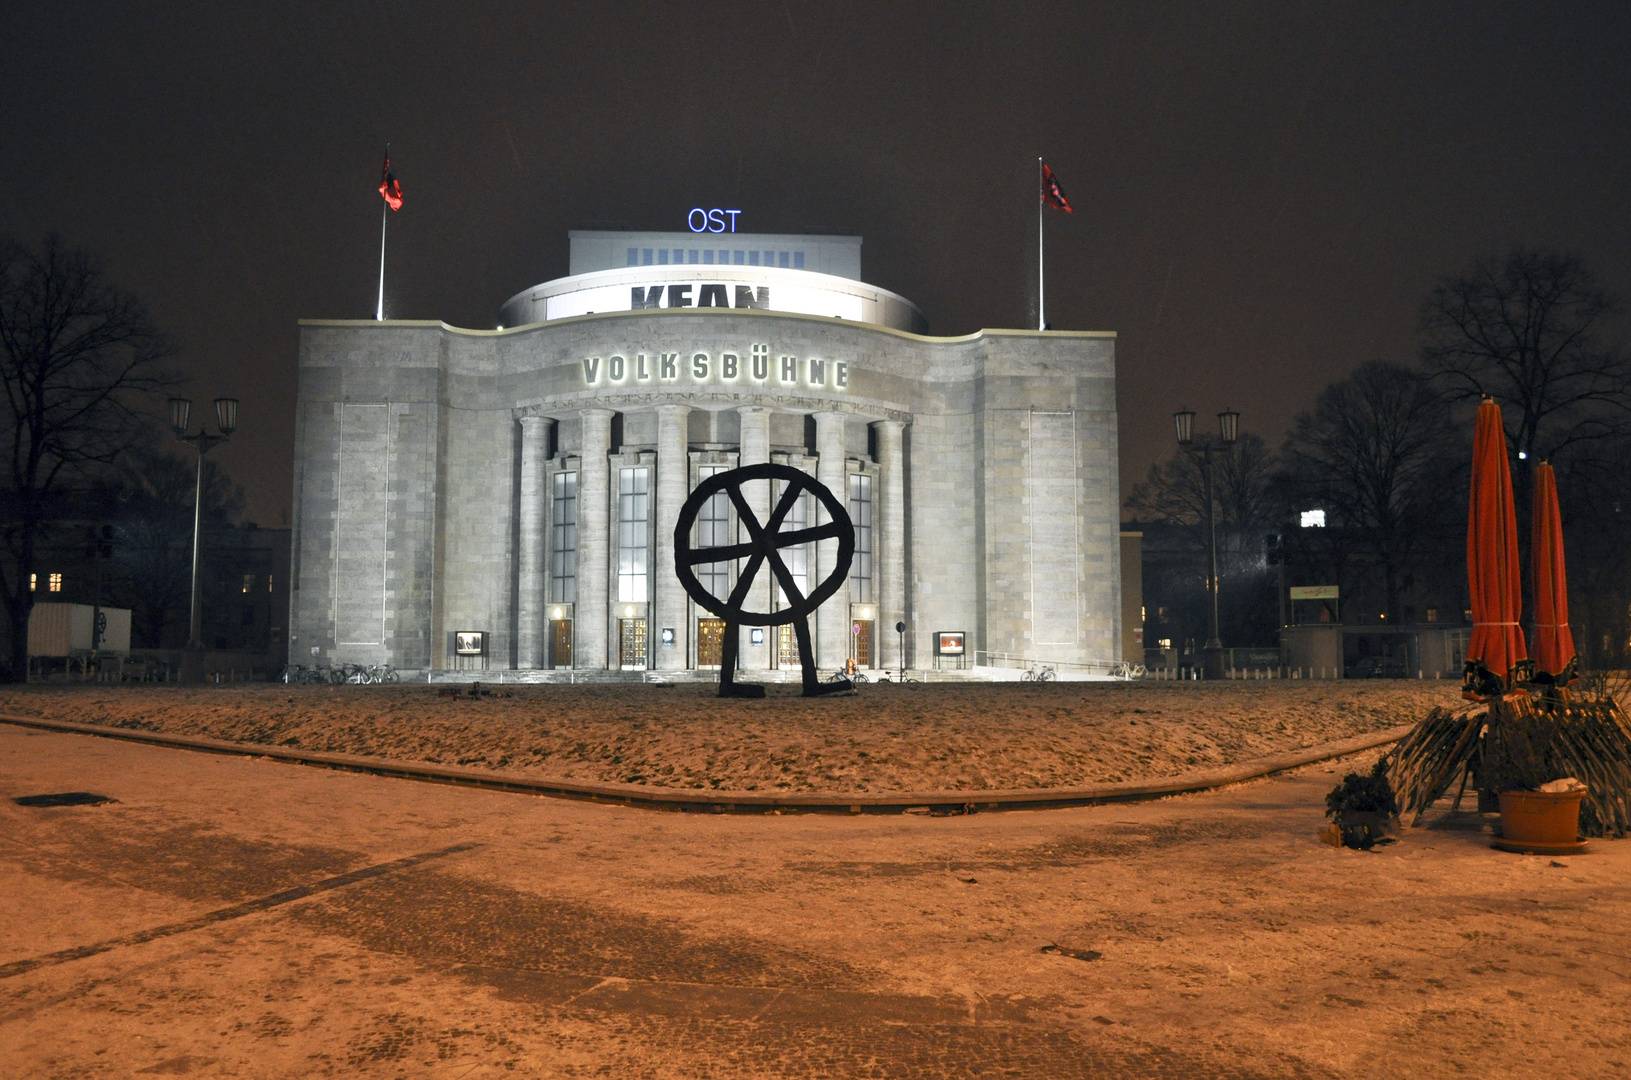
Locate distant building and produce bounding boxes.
[290,228,1121,677]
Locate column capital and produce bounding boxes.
[871,418,906,433]
[655,403,690,418]
[519,414,551,430]
[580,406,615,421]
[737,404,772,417]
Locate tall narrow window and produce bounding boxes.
[848,475,873,602]
[48,572,63,593]
[551,471,578,603]
[696,465,732,599]
[776,483,812,605]
[618,467,650,602]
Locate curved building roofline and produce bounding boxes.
[498,264,929,333]
[300,310,1116,345]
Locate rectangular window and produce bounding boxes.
[617,466,650,602]
[778,251,790,267]
[696,465,733,601]
[674,249,686,264]
[627,247,638,266]
[775,484,812,606]
[29,573,36,591]
[688,249,699,264]
[748,250,760,266]
[764,250,774,266]
[642,248,654,265]
[733,250,744,265]
[793,251,805,269]
[703,250,714,264]
[242,573,256,594]
[551,471,578,603]
[657,249,669,265]
[848,475,873,603]
[48,572,63,593]
[719,249,729,264]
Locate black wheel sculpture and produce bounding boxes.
[673,463,855,697]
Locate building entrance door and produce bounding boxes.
[777,624,799,668]
[696,618,726,668]
[852,620,873,668]
[549,619,572,668]
[619,619,647,670]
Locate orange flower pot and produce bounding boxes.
[1494,790,1587,854]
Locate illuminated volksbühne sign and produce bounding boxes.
[581,343,848,390]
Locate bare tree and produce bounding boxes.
[0,234,176,675]
[1126,433,1282,647]
[107,437,244,648]
[1279,361,1459,620]
[1125,431,1279,565]
[1420,248,1629,461]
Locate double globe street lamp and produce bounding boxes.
[1173,407,1239,680]
[169,396,238,680]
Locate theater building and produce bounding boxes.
[289,228,1121,678]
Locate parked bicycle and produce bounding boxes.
[1021,664,1056,683]
[1110,661,1147,681]
[280,662,397,685]
[873,669,919,684]
[343,663,399,685]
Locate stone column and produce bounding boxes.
[655,404,690,671]
[874,419,906,671]
[737,405,772,670]
[578,408,613,669]
[516,415,551,668]
[813,411,849,671]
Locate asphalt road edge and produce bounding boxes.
[0,713,1415,814]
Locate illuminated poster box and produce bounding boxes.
[454,631,487,657]
[935,631,966,656]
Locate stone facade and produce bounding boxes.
[290,308,1120,676]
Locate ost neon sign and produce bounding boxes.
[688,208,742,233]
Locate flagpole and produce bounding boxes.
[376,197,388,321]
[1037,157,1045,332]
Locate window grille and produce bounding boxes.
[617,467,650,602]
[696,465,732,599]
[848,475,873,602]
[776,483,812,605]
[551,471,578,603]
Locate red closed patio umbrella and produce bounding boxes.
[1464,397,1528,700]
[1531,461,1577,687]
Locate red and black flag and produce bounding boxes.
[378,149,404,211]
[1041,161,1072,213]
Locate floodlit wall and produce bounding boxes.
[291,310,1119,675]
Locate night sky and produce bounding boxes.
[5,2,1629,526]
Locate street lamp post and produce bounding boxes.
[1174,407,1239,680]
[169,396,238,681]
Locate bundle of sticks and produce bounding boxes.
[1386,692,1631,837]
